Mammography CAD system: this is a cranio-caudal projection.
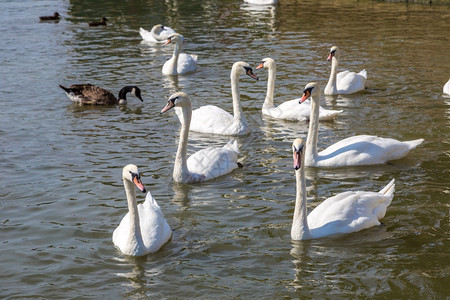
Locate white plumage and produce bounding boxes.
[139,24,176,43]
[290,138,395,240]
[256,57,342,121]
[161,92,241,183]
[301,82,424,167]
[162,33,198,75]
[324,46,367,95]
[443,78,450,96]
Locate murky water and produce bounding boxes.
[1,0,449,298]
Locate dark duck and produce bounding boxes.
[59,84,143,105]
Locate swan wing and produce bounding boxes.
[187,140,239,181]
[139,27,158,42]
[307,181,395,238]
[176,53,198,74]
[264,99,342,121]
[190,105,235,134]
[444,79,450,95]
[138,192,172,253]
[336,69,366,94]
[317,135,422,167]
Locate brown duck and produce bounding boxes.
[59,84,143,105]
[88,17,108,27]
[39,12,60,21]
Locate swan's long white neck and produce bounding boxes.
[305,92,320,165]
[263,63,276,109]
[325,56,339,95]
[230,68,246,123]
[168,40,182,74]
[123,178,143,246]
[173,103,192,182]
[291,154,311,240]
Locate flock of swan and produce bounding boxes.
[59,22,450,257]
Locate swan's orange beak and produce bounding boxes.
[133,176,146,193]
[161,100,175,113]
[163,37,172,46]
[299,90,310,103]
[293,147,303,170]
[327,52,334,61]
[256,62,264,70]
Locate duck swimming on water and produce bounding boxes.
[88,17,108,26]
[39,12,60,21]
[59,84,143,105]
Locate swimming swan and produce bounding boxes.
[291,138,395,240]
[185,61,258,135]
[161,92,241,183]
[139,24,176,43]
[162,33,198,75]
[113,164,172,256]
[324,46,367,95]
[59,84,143,105]
[300,82,424,167]
[256,57,342,121]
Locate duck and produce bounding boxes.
[59,84,143,105]
[162,33,198,75]
[160,92,241,183]
[139,24,176,43]
[290,138,395,240]
[112,164,172,256]
[300,82,424,167]
[444,78,450,96]
[88,17,108,27]
[324,46,367,95]
[182,61,258,135]
[39,12,60,21]
[256,57,342,121]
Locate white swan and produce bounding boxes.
[112,164,172,256]
[324,46,367,95]
[300,82,424,167]
[244,0,278,4]
[139,24,176,43]
[183,61,258,136]
[291,138,395,240]
[444,78,450,95]
[162,33,198,75]
[256,57,342,121]
[161,92,241,183]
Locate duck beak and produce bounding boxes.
[255,62,264,70]
[133,176,146,193]
[160,99,175,113]
[299,90,310,103]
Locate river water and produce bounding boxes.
[1,0,449,298]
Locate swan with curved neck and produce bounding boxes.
[161,92,240,183]
[324,46,367,95]
[291,138,396,240]
[112,164,172,256]
[256,57,342,121]
[162,33,198,75]
[187,61,258,135]
[300,82,424,167]
[139,24,176,43]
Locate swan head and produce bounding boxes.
[232,61,259,81]
[122,164,146,193]
[151,24,165,34]
[164,33,184,46]
[299,82,319,103]
[327,45,340,61]
[292,138,305,170]
[160,92,190,113]
[256,57,275,70]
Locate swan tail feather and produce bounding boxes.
[379,179,395,196]
[404,138,424,150]
[224,140,239,153]
[359,69,367,79]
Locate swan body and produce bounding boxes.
[291,138,395,240]
[162,33,198,75]
[59,84,143,105]
[244,0,278,4]
[113,164,172,256]
[256,57,342,121]
[139,24,176,43]
[300,82,424,167]
[161,92,241,183]
[186,61,258,135]
[324,46,367,95]
[444,78,450,95]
